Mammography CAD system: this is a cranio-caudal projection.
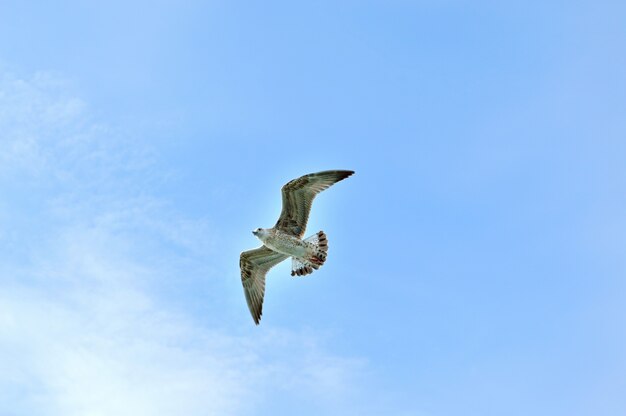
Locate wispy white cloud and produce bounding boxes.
[0,71,367,415]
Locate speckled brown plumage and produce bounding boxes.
[275,170,354,237]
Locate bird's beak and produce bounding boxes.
[252,230,258,236]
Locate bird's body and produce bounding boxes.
[256,228,310,258]
[240,169,354,324]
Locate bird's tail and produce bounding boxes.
[291,231,328,276]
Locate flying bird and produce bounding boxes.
[240,170,355,324]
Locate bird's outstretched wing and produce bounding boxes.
[275,170,354,237]
[240,246,289,324]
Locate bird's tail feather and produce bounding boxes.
[291,231,328,276]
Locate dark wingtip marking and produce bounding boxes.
[338,170,355,181]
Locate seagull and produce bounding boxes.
[240,170,355,324]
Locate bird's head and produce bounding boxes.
[252,227,268,240]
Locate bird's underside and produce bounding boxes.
[239,169,354,324]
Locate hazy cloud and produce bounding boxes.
[0,71,366,416]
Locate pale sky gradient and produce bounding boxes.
[1,1,626,415]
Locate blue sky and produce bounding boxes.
[1,1,625,415]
